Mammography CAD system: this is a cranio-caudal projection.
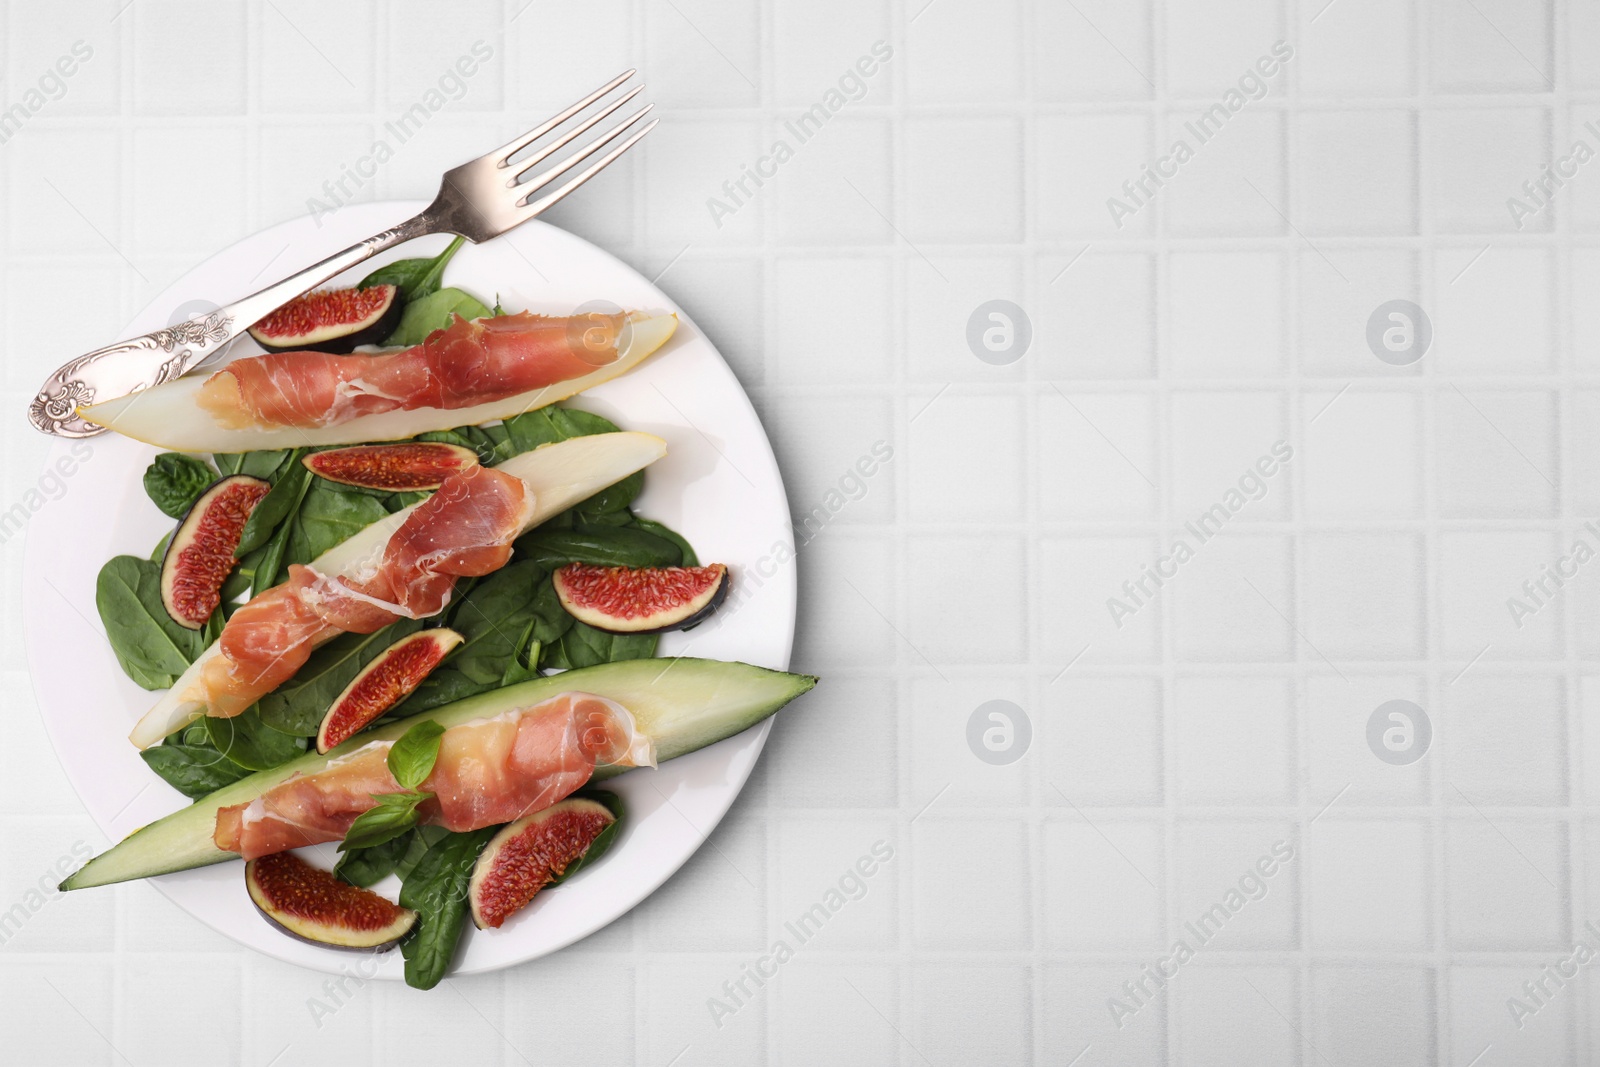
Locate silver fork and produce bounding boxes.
[30,69,657,438]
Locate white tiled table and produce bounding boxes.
[2,1,1593,1064]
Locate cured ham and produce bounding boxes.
[214,692,655,859]
[197,465,531,718]
[198,311,626,430]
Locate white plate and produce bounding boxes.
[22,201,797,979]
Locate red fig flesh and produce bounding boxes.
[468,798,617,929]
[316,628,462,753]
[553,563,729,634]
[304,442,480,492]
[245,851,416,950]
[248,285,402,354]
[160,474,270,629]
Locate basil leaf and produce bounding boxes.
[547,791,625,886]
[359,235,465,301]
[95,555,213,689]
[334,831,413,888]
[235,448,313,559]
[388,720,446,790]
[203,709,304,771]
[140,742,254,800]
[399,827,497,990]
[383,288,491,348]
[341,791,433,852]
[143,453,217,519]
[256,618,425,736]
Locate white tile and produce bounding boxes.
[908,534,1027,665]
[772,256,893,385]
[1034,0,1154,101]
[509,0,634,112]
[259,0,376,112]
[1295,0,1416,96]
[1161,110,1286,237]
[908,393,1025,522]
[909,964,1031,1064]
[1037,536,1163,664]
[383,0,503,111]
[1035,114,1154,239]
[773,117,894,246]
[767,675,897,809]
[0,822,111,953]
[1572,1,1600,90]
[1444,818,1568,949]
[1560,106,1600,232]
[122,959,243,1063]
[911,818,1030,949]
[908,674,1030,808]
[1171,534,1296,663]
[1042,676,1164,805]
[1308,966,1436,1066]
[1431,0,1554,93]
[1037,391,1159,520]
[1163,0,1287,97]
[132,0,246,114]
[644,119,766,247]
[1043,964,1167,1064]
[1438,246,1553,374]
[1044,817,1165,950]
[1172,676,1296,804]
[1438,530,1563,660]
[645,0,760,107]
[3,962,114,1064]
[656,255,766,386]
[3,265,126,394]
[503,955,635,1066]
[1175,965,1300,1067]
[1574,251,1600,374]
[797,532,897,668]
[907,0,1022,103]
[1301,532,1426,660]
[1296,248,1423,377]
[767,396,896,528]
[642,800,767,952]
[257,123,377,227]
[6,4,117,115]
[1449,966,1573,1067]
[132,126,249,258]
[1580,675,1600,805]
[773,963,899,1067]
[1169,393,1291,522]
[1168,250,1285,376]
[906,255,1028,383]
[1435,388,1558,518]
[1306,676,1432,807]
[642,960,765,1065]
[1297,110,1417,235]
[536,150,637,255]
[1307,818,1431,950]
[772,0,892,106]
[1302,390,1423,518]
[6,126,123,256]
[905,117,1025,243]
[774,817,898,950]
[1427,108,1551,233]
[1033,250,1155,378]
[1173,821,1299,950]
[1443,673,1566,805]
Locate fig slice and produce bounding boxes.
[468,797,618,929]
[160,474,271,629]
[553,563,729,634]
[246,851,416,951]
[247,284,402,354]
[316,628,463,753]
[304,442,480,492]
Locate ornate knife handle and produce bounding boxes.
[30,211,439,438]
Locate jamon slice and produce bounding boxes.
[214,693,655,860]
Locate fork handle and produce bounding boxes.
[30,210,441,438]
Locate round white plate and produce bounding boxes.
[22,201,797,978]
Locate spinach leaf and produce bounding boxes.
[334,831,413,888]
[341,791,433,852]
[220,543,265,604]
[572,469,643,521]
[396,825,450,880]
[286,484,390,565]
[143,453,216,518]
[547,791,624,886]
[499,630,541,686]
[399,827,497,990]
[631,518,700,567]
[140,741,254,800]
[256,618,424,736]
[388,720,445,789]
[359,235,465,302]
[383,288,491,348]
[150,530,173,563]
[516,524,683,569]
[250,506,298,597]
[235,449,312,559]
[203,709,304,771]
[542,622,657,670]
[95,555,212,689]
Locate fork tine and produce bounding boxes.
[508,84,644,184]
[514,105,655,204]
[519,117,660,221]
[494,68,636,165]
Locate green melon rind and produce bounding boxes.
[62,657,814,891]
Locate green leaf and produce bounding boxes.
[143,453,217,519]
[256,618,425,736]
[388,720,445,790]
[286,483,390,566]
[399,827,497,990]
[250,507,297,597]
[334,831,413,888]
[359,235,466,302]
[572,469,643,521]
[383,287,491,348]
[631,518,699,567]
[516,524,683,569]
[95,555,213,690]
[140,742,254,800]
[396,825,451,880]
[547,791,625,886]
[203,709,304,771]
[542,622,657,671]
[150,530,173,563]
[499,629,541,687]
[341,791,433,852]
[235,448,312,559]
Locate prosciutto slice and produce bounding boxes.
[197,465,531,717]
[213,693,655,859]
[199,311,625,430]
